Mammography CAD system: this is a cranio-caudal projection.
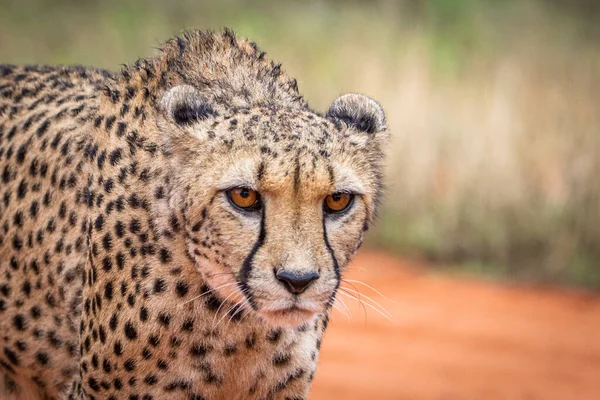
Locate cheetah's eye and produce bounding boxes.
[324,192,354,214]
[226,188,262,211]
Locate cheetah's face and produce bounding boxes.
[161,86,387,327]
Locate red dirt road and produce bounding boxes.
[310,252,600,400]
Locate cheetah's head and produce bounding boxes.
[160,84,387,327]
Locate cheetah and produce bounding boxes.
[0,29,388,399]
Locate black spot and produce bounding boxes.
[190,343,210,357]
[99,326,107,343]
[148,335,160,347]
[102,257,113,271]
[36,120,49,137]
[144,374,158,385]
[115,252,126,270]
[139,307,148,322]
[153,278,166,293]
[97,150,106,169]
[191,220,203,232]
[124,358,136,371]
[109,148,122,166]
[103,178,114,193]
[102,233,113,250]
[126,220,141,237]
[12,211,24,228]
[46,217,56,233]
[124,321,137,340]
[273,352,291,366]
[171,336,182,348]
[9,257,19,270]
[159,248,172,264]
[113,341,123,356]
[109,313,118,331]
[15,341,26,352]
[16,143,27,164]
[105,115,116,131]
[125,86,136,100]
[94,215,104,231]
[30,305,42,319]
[128,193,141,208]
[205,293,223,313]
[12,314,27,331]
[12,234,23,250]
[93,116,103,128]
[0,284,11,297]
[175,281,189,297]
[267,329,282,343]
[88,377,100,392]
[58,201,67,219]
[104,282,113,300]
[115,221,125,237]
[182,318,194,331]
[4,347,19,366]
[103,358,112,373]
[168,214,180,232]
[157,359,169,370]
[142,347,152,360]
[47,330,63,348]
[158,312,170,326]
[117,121,127,136]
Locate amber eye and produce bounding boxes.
[324,192,354,214]
[226,187,261,211]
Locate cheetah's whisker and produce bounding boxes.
[180,282,239,306]
[334,297,353,322]
[337,282,369,324]
[211,289,240,329]
[337,289,397,324]
[342,279,397,304]
[338,286,396,321]
[225,300,248,328]
[337,290,396,325]
[330,299,352,322]
[216,295,250,330]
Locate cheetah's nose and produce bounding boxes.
[275,270,320,295]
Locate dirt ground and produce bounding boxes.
[310,251,600,400]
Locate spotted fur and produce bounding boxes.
[0,29,387,400]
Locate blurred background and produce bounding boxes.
[2,0,599,398]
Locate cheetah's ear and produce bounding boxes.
[326,93,386,134]
[160,84,218,125]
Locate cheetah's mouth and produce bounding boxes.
[259,303,321,327]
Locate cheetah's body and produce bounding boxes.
[0,30,387,400]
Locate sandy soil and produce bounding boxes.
[310,252,600,400]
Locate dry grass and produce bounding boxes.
[1,0,599,287]
[366,14,600,288]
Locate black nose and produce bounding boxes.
[275,270,320,295]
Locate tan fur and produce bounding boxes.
[0,30,387,399]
